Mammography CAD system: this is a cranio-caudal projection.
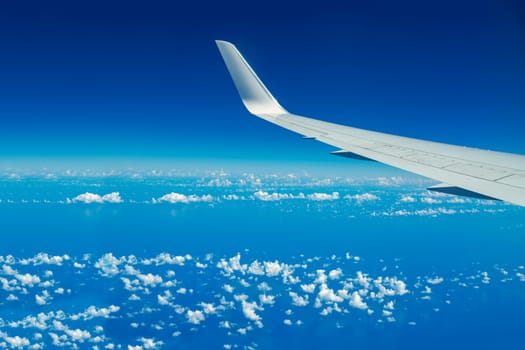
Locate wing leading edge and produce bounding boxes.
[215,40,525,207]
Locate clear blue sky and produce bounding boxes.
[0,0,524,167]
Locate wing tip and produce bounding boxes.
[215,40,234,48]
[215,39,287,116]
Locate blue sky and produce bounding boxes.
[0,0,524,168]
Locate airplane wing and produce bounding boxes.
[215,40,525,207]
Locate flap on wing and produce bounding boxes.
[427,183,499,201]
[330,150,375,161]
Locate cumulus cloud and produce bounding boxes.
[264,261,283,277]
[400,195,416,203]
[22,253,70,266]
[377,207,457,217]
[377,176,407,186]
[344,193,379,202]
[235,295,263,324]
[318,284,343,303]
[138,337,164,350]
[328,268,343,280]
[427,277,444,285]
[1,250,512,347]
[153,193,213,204]
[217,253,247,276]
[253,191,301,201]
[252,191,340,201]
[68,192,123,204]
[306,192,339,201]
[35,291,52,305]
[0,332,30,349]
[241,300,262,322]
[349,291,368,310]
[186,310,205,325]
[301,284,316,293]
[289,292,309,307]
[200,302,218,314]
[259,294,275,305]
[70,305,120,320]
[421,197,442,204]
[95,253,123,277]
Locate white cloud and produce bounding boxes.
[217,253,247,275]
[65,328,91,342]
[377,176,407,186]
[259,294,275,305]
[345,193,379,202]
[136,273,163,287]
[355,271,370,289]
[300,284,316,294]
[147,253,187,266]
[314,270,327,284]
[400,195,416,203]
[23,253,69,266]
[384,301,395,310]
[95,253,122,277]
[318,284,343,303]
[421,197,442,204]
[222,194,242,201]
[379,207,457,217]
[258,282,271,292]
[70,305,120,320]
[264,261,283,277]
[289,292,309,307]
[328,268,343,280]
[15,273,40,287]
[199,302,217,314]
[248,261,265,275]
[223,284,234,293]
[35,291,52,305]
[207,178,233,187]
[139,337,164,350]
[1,250,506,343]
[427,277,444,285]
[306,192,339,201]
[235,296,263,323]
[392,279,408,295]
[253,191,300,201]
[154,192,213,204]
[68,192,123,204]
[349,291,368,310]
[0,332,30,349]
[186,310,205,325]
[157,294,170,306]
[73,262,85,269]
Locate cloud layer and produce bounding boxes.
[0,251,520,349]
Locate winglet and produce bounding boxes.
[215,40,287,116]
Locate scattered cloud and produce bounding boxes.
[344,193,379,202]
[253,191,302,201]
[68,192,123,204]
[0,251,520,348]
[186,310,205,325]
[307,192,339,201]
[153,193,213,204]
[400,195,416,203]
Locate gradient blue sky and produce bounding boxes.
[0,0,524,169]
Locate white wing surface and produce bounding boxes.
[216,40,525,207]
